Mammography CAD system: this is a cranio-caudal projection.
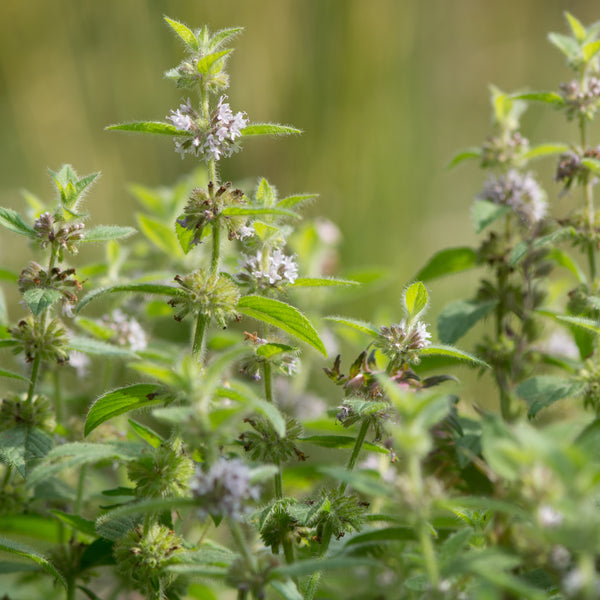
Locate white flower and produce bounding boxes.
[103,309,147,352]
[537,504,563,528]
[166,99,196,131]
[190,458,260,520]
[237,249,298,288]
[69,351,90,378]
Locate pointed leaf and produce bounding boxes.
[137,213,183,257]
[548,32,580,59]
[0,368,29,382]
[209,27,245,50]
[471,200,510,234]
[556,314,600,333]
[270,579,303,600]
[237,295,326,355]
[324,316,379,337]
[447,147,481,168]
[510,91,566,106]
[583,40,600,62]
[521,143,570,161]
[0,537,66,588]
[403,282,428,320]
[271,556,378,579]
[516,375,586,417]
[277,194,318,209]
[68,336,138,358]
[241,123,302,137]
[85,384,162,436]
[77,282,184,313]
[438,299,497,344]
[83,225,136,242]
[582,157,600,175]
[510,227,574,265]
[420,344,490,368]
[106,121,187,135]
[23,288,62,316]
[196,49,233,74]
[0,207,36,238]
[50,510,96,537]
[565,12,587,42]
[416,247,478,281]
[300,435,388,454]
[290,277,360,288]
[0,425,53,477]
[164,16,198,49]
[546,248,587,283]
[221,206,299,219]
[128,419,163,448]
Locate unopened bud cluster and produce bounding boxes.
[559,77,600,120]
[33,212,85,256]
[376,319,432,365]
[9,317,69,364]
[481,132,529,168]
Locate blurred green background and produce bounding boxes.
[0,0,599,403]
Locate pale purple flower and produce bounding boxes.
[103,309,147,352]
[237,249,298,289]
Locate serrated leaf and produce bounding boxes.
[164,16,198,49]
[68,336,138,358]
[277,194,318,209]
[0,207,36,238]
[516,376,586,417]
[175,219,198,254]
[221,206,299,219]
[209,26,244,50]
[510,227,574,266]
[546,247,587,283]
[420,345,490,368]
[324,316,379,337]
[83,225,136,242]
[50,510,96,537]
[85,384,161,436]
[565,12,587,42]
[0,537,66,588]
[241,123,302,137]
[196,49,232,74]
[77,282,183,313]
[128,419,163,448]
[471,200,510,234]
[290,277,360,288]
[510,91,566,106]
[0,425,53,477]
[416,247,478,282]
[438,299,497,344]
[521,142,570,161]
[548,32,580,59]
[0,368,29,382]
[23,287,62,316]
[106,121,187,135]
[300,435,388,454]
[556,314,600,333]
[447,147,481,168]
[238,295,326,355]
[137,213,183,257]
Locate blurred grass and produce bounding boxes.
[1,0,599,406]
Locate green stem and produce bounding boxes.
[274,469,283,500]
[304,523,333,600]
[192,313,208,362]
[74,466,86,515]
[262,362,273,403]
[66,577,75,600]
[282,535,295,565]
[229,518,257,573]
[53,370,63,427]
[26,353,41,402]
[211,222,221,275]
[1,465,12,490]
[338,418,370,494]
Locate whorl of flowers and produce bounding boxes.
[236,249,298,291]
[189,457,260,520]
[9,317,69,364]
[376,319,431,364]
[33,212,85,255]
[102,309,147,352]
[478,169,547,226]
[559,77,600,120]
[167,96,248,161]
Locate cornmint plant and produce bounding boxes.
[4,12,600,600]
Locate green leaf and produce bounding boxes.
[0,537,66,588]
[50,510,96,537]
[403,281,428,320]
[521,142,570,161]
[255,342,298,360]
[77,282,184,313]
[85,384,162,436]
[164,16,198,49]
[420,345,490,368]
[0,515,62,542]
[416,247,478,281]
[209,27,245,50]
[106,121,187,135]
[324,316,379,337]
[128,419,163,448]
[556,314,600,334]
[277,193,319,209]
[0,268,18,282]
[0,368,29,383]
[583,40,600,62]
[270,579,303,600]
[565,12,587,42]
[471,200,510,234]
[546,247,587,283]
[516,375,586,417]
[23,287,62,317]
[300,435,388,454]
[137,213,183,257]
[0,207,36,238]
[68,336,138,358]
[0,340,18,349]
[241,123,302,137]
[175,220,197,254]
[510,91,566,106]
[271,556,378,579]
[582,157,600,175]
[237,295,326,355]
[83,225,136,242]
[290,277,360,288]
[318,466,391,497]
[196,49,233,74]
[548,32,580,59]
[447,147,481,168]
[221,206,299,219]
[438,299,497,344]
[344,527,416,548]
[0,425,53,477]
[510,227,574,265]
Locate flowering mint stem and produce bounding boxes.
[211,222,221,275]
[228,518,257,575]
[26,354,41,403]
[261,362,283,498]
[304,523,333,600]
[338,418,370,494]
[192,313,208,362]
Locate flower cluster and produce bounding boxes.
[168,96,248,161]
[559,77,600,120]
[9,317,69,364]
[33,212,85,256]
[189,457,260,520]
[376,319,432,365]
[480,131,529,168]
[102,309,147,352]
[479,169,547,226]
[236,249,298,291]
[555,146,600,192]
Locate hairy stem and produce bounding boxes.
[192,313,208,362]
[229,519,257,573]
[304,523,333,600]
[338,418,370,494]
[26,354,41,403]
[211,222,221,275]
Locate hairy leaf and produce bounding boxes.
[241,123,302,137]
[164,16,198,49]
[106,121,187,135]
[324,316,379,337]
[416,247,478,281]
[420,344,489,368]
[471,200,510,234]
[23,288,62,317]
[516,376,586,417]
[83,225,137,242]
[0,425,53,477]
[0,207,37,238]
[438,299,497,344]
[77,282,184,312]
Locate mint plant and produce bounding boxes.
[2,12,600,600]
